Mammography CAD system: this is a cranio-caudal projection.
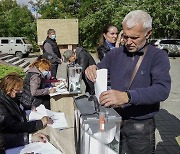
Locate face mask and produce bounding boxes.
[12,92,22,102]
[51,34,56,40]
[46,71,51,80]
[42,71,49,77]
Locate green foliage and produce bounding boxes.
[0,0,179,51]
[34,0,179,50]
[0,64,26,80]
[0,0,37,51]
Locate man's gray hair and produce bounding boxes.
[122,10,152,30]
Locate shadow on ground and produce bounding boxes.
[155,109,180,154]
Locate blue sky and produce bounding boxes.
[16,0,41,17]
[16,0,31,6]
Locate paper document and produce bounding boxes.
[50,77,69,96]
[94,69,107,101]
[20,141,62,154]
[29,105,68,129]
[50,88,69,97]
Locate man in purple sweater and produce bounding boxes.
[85,10,171,154]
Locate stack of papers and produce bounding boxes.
[29,105,68,129]
[20,141,62,154]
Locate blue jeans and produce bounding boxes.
[120,118,155,154]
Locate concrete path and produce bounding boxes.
[155,57,180,154]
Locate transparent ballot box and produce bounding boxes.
[74,94,122,154]
[67,63,82,94]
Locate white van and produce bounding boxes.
[0,37,33,58]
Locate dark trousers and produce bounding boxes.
[51,64,58,78]
[120,118,155,154]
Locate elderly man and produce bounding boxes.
[43,29,62,79]
[85,10,171,154]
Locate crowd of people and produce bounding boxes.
[0,10,171,154]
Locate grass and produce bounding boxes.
[0,64,26,80]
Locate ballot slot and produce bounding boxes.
[74,94,121,124]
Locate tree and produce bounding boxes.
[29,0,180,50]
[0,0,37,51]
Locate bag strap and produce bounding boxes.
[128,46,148,89]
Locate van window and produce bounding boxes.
[1,39,9,44]
[16,39,23,44]
[160,40,180,45]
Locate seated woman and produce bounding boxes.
[20,58,56,110]
[0,73,53,149]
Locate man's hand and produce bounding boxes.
[31,133,49,143]
[115,30,124,48]
[99,90,129,107]
[85,65,97,82]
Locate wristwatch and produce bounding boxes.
[126,90,131,103]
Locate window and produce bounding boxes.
[16,39,23,44]
[160,40,180,45]
[1,39,9,44]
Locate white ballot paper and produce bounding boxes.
[94,69,107,102]
[29,105,68,129]
[20,141,62,154]
[50,88,69,97]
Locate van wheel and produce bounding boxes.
[15,51,23,58]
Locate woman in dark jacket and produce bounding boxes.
[97,24,120,61]
[97,24,123,88]
[20,58,56,110]
[0,73,52,149]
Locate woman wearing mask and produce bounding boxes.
[97,24,123,61]
[20,58,56,110]
[0,73,53,149]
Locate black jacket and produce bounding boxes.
[21,72,45,109]
[75,47,96,94]
[0,134,5,153]
[75,47,96,73]
[97,42,110,61]
[0,90,43,149]
[20,66,49,110]
[97,43,111,86]
[43,37,61,64]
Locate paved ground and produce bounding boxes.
[28,54,180,154]
[155,57,180,154]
